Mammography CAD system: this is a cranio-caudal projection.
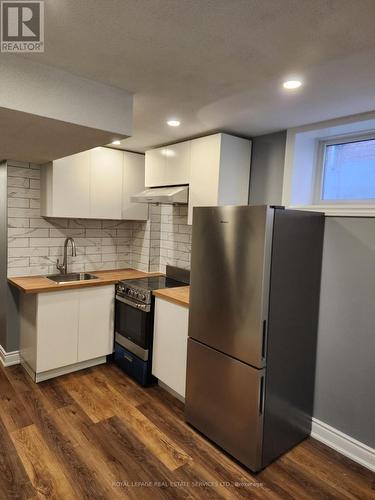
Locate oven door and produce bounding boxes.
[115,295,153,354]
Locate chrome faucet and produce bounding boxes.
[56,237,77,275]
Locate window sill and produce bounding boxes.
[288,205,375,217]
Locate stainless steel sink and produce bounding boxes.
[46,272,99,284]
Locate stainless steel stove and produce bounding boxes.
[114,266,189,386]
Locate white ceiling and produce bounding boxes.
[12,0,375,152]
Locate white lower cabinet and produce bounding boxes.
[77,286,114,362]
[37,291,80,372]
[152,297,189,398]
[20,285,114,381]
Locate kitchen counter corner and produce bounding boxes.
[153,286,190,307]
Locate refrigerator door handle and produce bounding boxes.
[261,320,267,359]
[259,376,265,415]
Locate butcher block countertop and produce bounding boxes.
[153,286,190,308]
[8,269,161,294]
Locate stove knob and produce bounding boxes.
[140,293,146,301]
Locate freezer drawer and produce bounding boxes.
[185,338,265,471]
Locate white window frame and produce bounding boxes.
[313,132,375,206]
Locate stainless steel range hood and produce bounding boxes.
[131,185,188,204]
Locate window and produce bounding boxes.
[317,136,375,203]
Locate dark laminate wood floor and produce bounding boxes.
[0,362,373,499]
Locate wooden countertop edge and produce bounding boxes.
[8,269,163,294]
[153,287,190,308]
[8,278,117,294]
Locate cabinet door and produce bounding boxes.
[36,291,79,373]
[90,147,123,219]
[164,141,191,186]
[145,148,166,187]
[77,286,115,362]
[188,134,221,224]
[51,151,91,218]
[152,298,189,397]
[122,152,148,220]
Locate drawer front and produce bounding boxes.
[114,344,154,387]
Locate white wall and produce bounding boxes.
[0,58,132,135]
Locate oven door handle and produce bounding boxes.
[116,294,151,312]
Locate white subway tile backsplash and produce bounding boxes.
[9,238,29,248]
[9,247,48,257]
[86,228,117,238]
[8,228,49,238]
[8,187,40,199]
[30,200,40,209]
[7,160,30,168]
[8,257,30,268]
[29,256,55,266]
[8,208,41,218]
[8,198,30,209]
[49,228,85,238]
[8,218,30,228]
[69,219,101,229]
[8,177,30,188]
[8,166,40,178]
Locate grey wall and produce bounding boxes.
[249,131,286,206]
[0,161,19,352]
[314,218,375,447]
[249,131,375,448]
[0,161,7,349]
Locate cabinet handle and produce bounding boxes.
[124,354,133,363]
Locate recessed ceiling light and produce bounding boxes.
[167,119,180,127]
[283,80,302,90]
[112,140,121,145]
[161,149,176,157]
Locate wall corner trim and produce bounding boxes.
[311,417,375,472]
[0,345,20,367]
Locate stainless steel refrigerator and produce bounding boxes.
[185,205,325,471]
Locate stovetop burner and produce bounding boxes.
[120,276,186,291]
[116,275,187,307]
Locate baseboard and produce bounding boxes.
[311,418,375,472]
[34,356,107,382]
[158,380,185,403]
[0,345,20,367]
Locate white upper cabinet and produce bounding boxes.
[164,141,191,186]
[90,147,123,219]
[188,133,252,224]
[41,151,91,218]
[40,147,148,220]
[145,134,251,224]
[123,152,149,220]
[145,140,191,187]
[145,148,166,187]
